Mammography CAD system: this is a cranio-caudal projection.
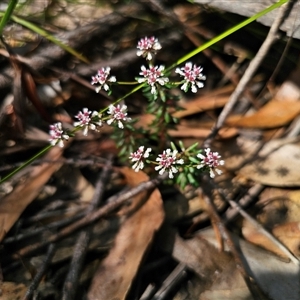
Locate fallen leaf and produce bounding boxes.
[226,100,300,128]
[169,125,237,139]
[87,167,164,300]
[0,146,64,242]
[238,138,300,186]
[0,282,27,300]
[173,95,229,118]
[242,188,300,257]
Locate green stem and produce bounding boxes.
[0,0,18,35]
[0,144,52,183]
[117,81,138,85]
[167,0,288,71]
[99,83,145,113]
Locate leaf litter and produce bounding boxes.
[1,1,300,300]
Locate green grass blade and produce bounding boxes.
[10,14,89,64]
[0,144,53,184]
[0,0,18,35]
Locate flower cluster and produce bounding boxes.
[74,108,102,136]
[137,36,162,60]
[129,146,224,179]
[129,146,152,172]
[48,104,130,147]
[91,67,116,93]
[49,122,70,147]
[107,104,131,129]
[138,65,169,94]
[155,149,184,179]
[176,62,206,93]
[197,148,225,178]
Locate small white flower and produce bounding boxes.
[74,108,103,136]
[137,36,162,60]
[155,149,184,179]
[137,65,169,94]
[49,122,69,147]
[175,62,206,93]
[106,104,131,129]
[129,146,152,172]
[196,148,224,178]
[91,67,116,93]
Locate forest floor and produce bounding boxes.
[0,1,300,300]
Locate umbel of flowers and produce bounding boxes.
[48,36,224,181]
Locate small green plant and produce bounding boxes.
[44,36,225,190]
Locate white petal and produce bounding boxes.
[191,85,197,93]
[106,119,114,125]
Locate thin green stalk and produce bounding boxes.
[167,0,288,71]
[0,83,145,184]
[0,144,52,183]
[0,0,18,35]
[100,83,145,113]
[8,14,89,64]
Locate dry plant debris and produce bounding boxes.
[1,1,300,300]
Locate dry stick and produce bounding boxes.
[204,1,291,148]
[62,157,113,300]
[201,178,269,300]
[223,183,265,223]
[22,243,56,300]
[4,210,86,244]
[12,175,166,260]
[151,263,188,300]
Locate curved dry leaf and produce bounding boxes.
[243,190,300,258]
[226,100,300,128]
[0,282,28,300]
[87,167,164,300]
[0,146,64,242]
[238,140,300,186]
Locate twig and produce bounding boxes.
[151,263,188,300]
[62,156,112,300]
[12,174,167,259]
[22,243,56,300]
[223,183,265,223]
[204,1,291,147]
[201,176,269,300]
[3,210,85,245]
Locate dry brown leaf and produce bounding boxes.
[0,282,27,300]
[226,100,300,128]
[243,188,300,258]
[0,147,64,242]
[173,95,229,118]
[87,167,164,300]
[238,139,300,186]
[169,125,237,139]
